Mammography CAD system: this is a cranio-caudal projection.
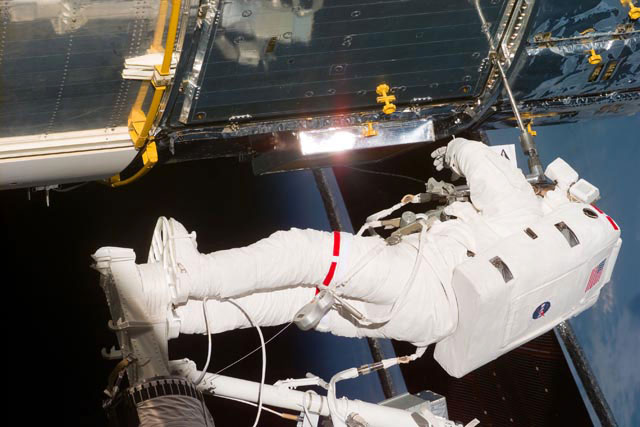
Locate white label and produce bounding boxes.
[489,144,517,167]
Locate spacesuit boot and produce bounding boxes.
[162,218,207,304]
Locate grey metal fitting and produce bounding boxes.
[294,289,335,331]
[399,211,417,227]
[519,132,544,179]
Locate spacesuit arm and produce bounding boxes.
[447,138,538,217]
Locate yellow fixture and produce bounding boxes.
[587,49,602,65]
[376,84,397,115]
[363,122,378,137]
[621,0,640,20]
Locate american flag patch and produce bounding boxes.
[585,259,606,292]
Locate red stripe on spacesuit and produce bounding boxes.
[323,262,337,286]
[590,204,618,231]
[606,216,619,231]
[316,232,342,294]
[333,231,341,256]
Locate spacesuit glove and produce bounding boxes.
[430,138,468,176]
[431,146,448,171]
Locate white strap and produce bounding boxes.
[357,200,409,236]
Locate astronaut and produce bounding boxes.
[163,138,538,345]
[97,138,621,373]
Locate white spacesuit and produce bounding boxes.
[167,138,543,347]
[96,138,621,379]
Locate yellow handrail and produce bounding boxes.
[129,85,166,149]
[150,0,170,53]
[111,0,182,187]
[127,0,181,149]
[160,0,181,76]
[109,142,159,188]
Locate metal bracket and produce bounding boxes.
[386,220,423,246]
[31,184,59,207]
[274,374,329,390]
[107,318,162,331]
[122,53,177,82]
[101,345,124,360]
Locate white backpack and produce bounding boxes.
[434,201,621,378]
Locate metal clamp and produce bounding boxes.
[274,375,329,390]
[386,216,423,246]
[294,289,335,331]
[102,346,124,360]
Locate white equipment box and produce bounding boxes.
[434,201,621,378]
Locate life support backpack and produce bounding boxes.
[433,201,622,378]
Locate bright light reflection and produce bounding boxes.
[299,130,357,155]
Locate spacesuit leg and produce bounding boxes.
[171,223,455,345]
[175,287,398,341]
[174,286,380,340]
[174,221,424,306]
[175,287,316,334]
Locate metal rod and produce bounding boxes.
[454,174,544,197]
[473,0,526,133]
[555,322,618,427]
[473,0,544,179]
[194,372,419,426]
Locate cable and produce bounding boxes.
[105,357,132,395]
[341,165,426,185]
[360,221,427,325]
[327,367,359,425]
[212,322,292,376]
[192,297,213,426]
[336,221,427,326]
[225,299,266,427]
[194,297,213,386]
[326,355,425,425]
[302,390,317,426]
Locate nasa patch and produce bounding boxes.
[532,301,551,319]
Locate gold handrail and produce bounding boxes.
[110,0,182,187]
[159,0,181,76]
[150,0,170,53]
[128,85,166,149]
[127,0,181,149]
[109,142,159,188]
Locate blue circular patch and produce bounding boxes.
[532,301,551,319]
